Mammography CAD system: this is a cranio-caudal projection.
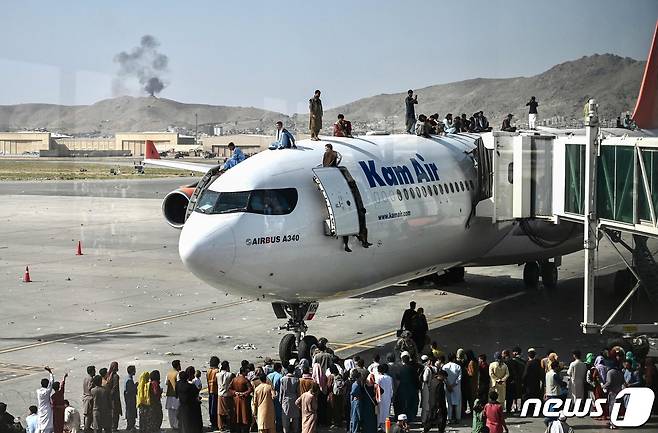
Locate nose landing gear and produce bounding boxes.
[272,302,320,365]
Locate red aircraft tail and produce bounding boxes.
[632,20,658,129]
[145,140,160,159]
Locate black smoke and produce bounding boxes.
[114,35,168,96]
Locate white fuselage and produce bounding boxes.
[178,134,581,302]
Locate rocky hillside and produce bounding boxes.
[0,54,645,134]
[0,96,287,135]
[322,54,644,128]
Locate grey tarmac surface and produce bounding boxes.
[0,178,655,433]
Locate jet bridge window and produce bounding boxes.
[195,188,298,215]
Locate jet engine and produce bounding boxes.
[162,186,196,228]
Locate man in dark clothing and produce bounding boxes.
[405,90,418,134]
[400,302,417,332]
[478,111,492,131]
[504,348,525,413]
[124,366,137,432]
[460,114,470,132]
[477,355,489,404]
[0,402,23,433]
[522,348,543,401]
[434,370,448,433]
[526,96,538,129]
[410,308,429,353]
[322,144,338,167]
[501,114,517,132]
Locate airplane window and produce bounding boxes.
[422,186,428,197]
[465,181,470,191]
[444,183,450,193]
[403,188,409,200]
[469,180,475,190]
[449,183,455,193]
[410,188,416,199]
[195,188,298,215]
[433,185,439,195]
[438,184,444,194]
[397,189,403,201]
[459,181,465,191]
[415,187,421,198]
[248,189,298,215]
[427,185,433,196]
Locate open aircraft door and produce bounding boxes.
[312,167,361,236]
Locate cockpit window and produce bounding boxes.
[195,188,298,215]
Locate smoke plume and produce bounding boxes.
[114,35,169,96]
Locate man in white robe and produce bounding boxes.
[375,364,393,431]
[442,354,462,424]
[566,350,587,403]
[36,367,54,433]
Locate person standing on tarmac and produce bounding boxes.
[400,301,417,333]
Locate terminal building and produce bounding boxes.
[0,131,273,157]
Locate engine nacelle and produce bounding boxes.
[162,187,196,228]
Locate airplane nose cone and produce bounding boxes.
[178,213,237,287]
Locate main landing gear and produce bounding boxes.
[272,302,320,365]
[523,259,559,289]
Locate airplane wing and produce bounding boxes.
[142,140,217,173]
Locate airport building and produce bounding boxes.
[0,131,201,156]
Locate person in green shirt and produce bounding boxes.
[471,399,486,433]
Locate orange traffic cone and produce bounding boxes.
[385,417,391,433]
[76,241,83,256]
[23,266,32,283]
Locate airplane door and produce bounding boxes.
[312,167,361,236]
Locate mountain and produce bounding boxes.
[321,54,644,128]
[0,96,288,135]
[0,54,646,135]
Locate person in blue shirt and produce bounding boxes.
[266,363,284,431]
[25,406,39,433]
[222,142,246,170]
[270,121,296,149]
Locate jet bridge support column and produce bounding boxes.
[582,99,600,334]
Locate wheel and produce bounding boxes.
[279,333,296,365]
[541,262,558,289]
[297,335,319,362]
[446,267,465,283]
[613,269,635,297]
[523,262,540,289]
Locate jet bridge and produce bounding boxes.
[474,99,658,349]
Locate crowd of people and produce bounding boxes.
[218,88,543,174]
[405,90,540,137]
[2,302,657,433]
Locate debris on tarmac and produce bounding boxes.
[217,335,232,339]
[233,344,257,350]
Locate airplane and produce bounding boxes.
[143,20,658,364]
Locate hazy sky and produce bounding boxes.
[1,0,656,113]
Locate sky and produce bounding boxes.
[1,0,657,113]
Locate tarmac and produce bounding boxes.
[0,177,656,433]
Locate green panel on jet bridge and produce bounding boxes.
[638,148,658,222]
[564,143,585,215]
[564,144,657,224]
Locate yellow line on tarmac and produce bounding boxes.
[0,299,252,355]
[334,291,525,353]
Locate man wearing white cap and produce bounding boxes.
[420,355,436,431]
[391,414,409,433]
